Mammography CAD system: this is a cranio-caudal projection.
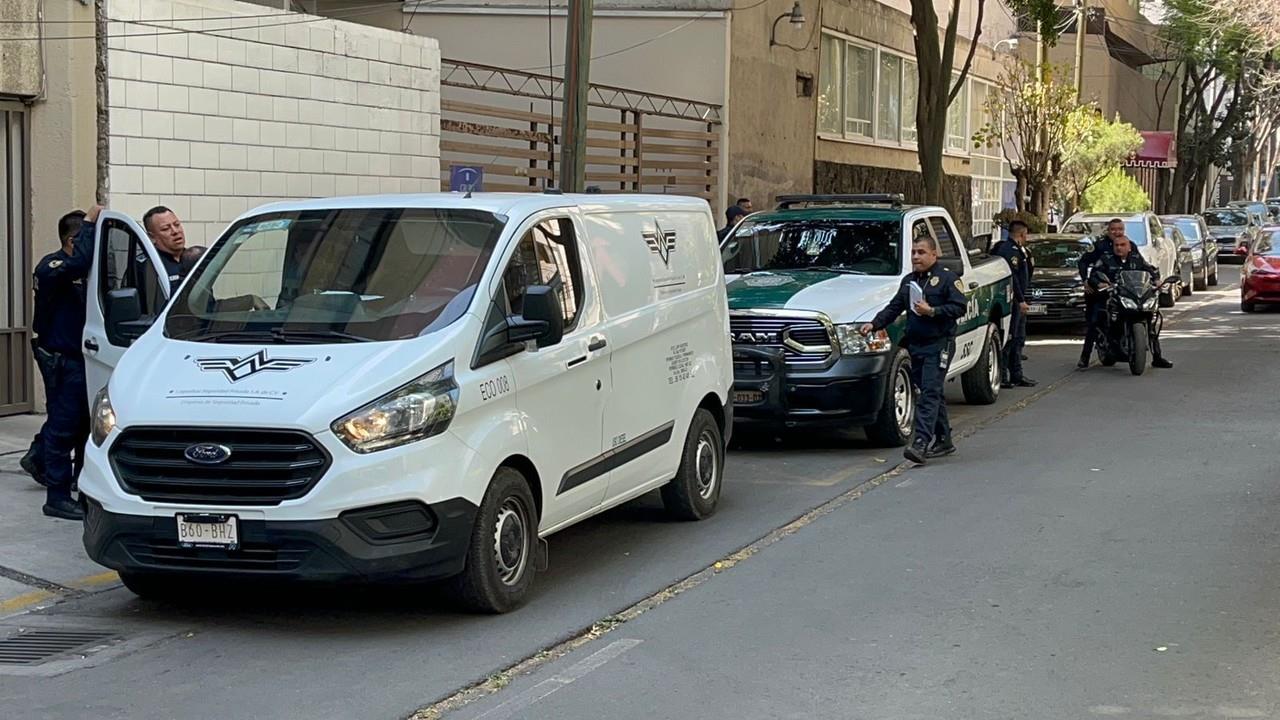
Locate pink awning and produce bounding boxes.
[1127,131,1176,169]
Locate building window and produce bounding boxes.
[843,42,874,138]
[946,73,969,152]
[818,35,842,135]
[877,54,902,143]
[902,59,918,144]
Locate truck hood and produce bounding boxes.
[105,322,471,434]
[726,270,899,324]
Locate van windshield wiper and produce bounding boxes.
[268,328,371,344]
[168,328,370,343]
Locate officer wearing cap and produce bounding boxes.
[31,204,103,520]
[860,233,968,464]
[990,220,1037,388]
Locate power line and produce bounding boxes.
[0,0,407,26]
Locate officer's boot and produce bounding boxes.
[20,442,49,488]
[904,438,930,464]
[927,437,957,459]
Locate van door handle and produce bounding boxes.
[83,339,99,353]
[588,337,607,352]
[567,355,588,368]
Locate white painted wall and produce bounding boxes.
[105,0,442,245]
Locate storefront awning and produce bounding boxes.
[1126,131,1176,169]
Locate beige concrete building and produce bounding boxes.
[1,0,442,416]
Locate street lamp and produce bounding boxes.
[993,37,1020,52]
[770,2,807,49]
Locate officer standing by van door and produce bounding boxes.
[991,220,1037,388]
[19,211,86,489]
[31,205,102,520]
[860,235,968,465]
[142,205,188,293]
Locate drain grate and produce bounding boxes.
[0,629,119,666]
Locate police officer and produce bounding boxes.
[860,234,968,464]
[1086,234,1174,369]
[32,205,102,520]
[991,220,1037,388]
[19,211,86,490]
[1076,218,1125,368]
[142,205,188,293]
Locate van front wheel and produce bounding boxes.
[450,467,538,614]
[661,409,724,521]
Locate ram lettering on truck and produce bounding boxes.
[721,194,1013,448]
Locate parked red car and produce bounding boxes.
[1240,228,1280,312]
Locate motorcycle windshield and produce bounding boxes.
[1117,270,1152,298]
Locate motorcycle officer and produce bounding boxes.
[1086,234,1174,369]
[1076,218,1125,368]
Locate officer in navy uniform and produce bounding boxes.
[1076,218,1125,368]
[31,205,103,520]
[990,220,1037,388]
[861,234,969,464]
[142,205,188,294]
[19,211,86,489]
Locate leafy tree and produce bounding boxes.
[1083,169,1151,213]
[1058,109,1144,215]
[972,61,1078,219]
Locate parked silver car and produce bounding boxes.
[1160,214,1220,292]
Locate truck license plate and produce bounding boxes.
[1027,304,1047,315]
[733,390,764,405]
[176,514,239,549]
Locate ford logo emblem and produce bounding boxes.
[184,443,232,465]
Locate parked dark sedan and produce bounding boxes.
[1160,214,1219,293]
[1024,234,1093,325]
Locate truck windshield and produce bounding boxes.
[164,207,505,343]
[726,219,902,276]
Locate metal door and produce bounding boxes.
[0,104,32,415]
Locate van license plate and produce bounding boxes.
[176,514,239,549]
[1027,304,1047,315]
[733,390,764,405]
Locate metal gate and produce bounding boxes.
[1,104,33,416]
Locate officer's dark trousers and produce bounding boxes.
[1081,298,1104,361]
[38,351,88,503]
[909,339,953,448]
[21,346,56,478]
[1004,304,1028,380]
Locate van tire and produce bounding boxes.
[449,467,539,614]
[961,322,1002,405]
[864,350,913,447]
[661,409,724,521]
[119,572,176,600]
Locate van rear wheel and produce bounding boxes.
[449,467,538,614]
[661,409,724,521]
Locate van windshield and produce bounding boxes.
[726,219,903,276]
[164,208,505,343]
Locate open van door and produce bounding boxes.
[83,210,172,398]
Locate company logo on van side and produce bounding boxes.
[195,350,315,383]
[643,220,678,266]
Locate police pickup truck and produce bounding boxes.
[721,194,1013,446]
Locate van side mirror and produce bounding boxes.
[104,288,152,345]
[507,285,564,348]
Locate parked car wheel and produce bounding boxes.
[961,322,1002,405]
[1180,265,1193,296]
[1159,286,1176,307]
[1242,300,1256,313]
[661,408,724,521]
[1209,267,1219,286]
[1194,264,1208,291]
[449,466,538,614]
[864,350,913,447]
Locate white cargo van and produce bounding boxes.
[78,193,732,612]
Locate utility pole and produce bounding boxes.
[1073,0,1087,101]
[560,0,594,193]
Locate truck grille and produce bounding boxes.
[110,427,331,506]
[729,316,834,368]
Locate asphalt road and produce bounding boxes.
[3,283,1269,720]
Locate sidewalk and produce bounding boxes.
[0,413,120,615]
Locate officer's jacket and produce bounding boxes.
[32,220,95,355]
[870,264,969,346]
[1089,248,1158,286]
[991,239,1030,303]
[1078,235,1115,280]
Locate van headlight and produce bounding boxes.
[332,361,459,453]
[834,325,891,355]
[90,386,116,447]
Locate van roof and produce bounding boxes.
[237,192,712,222]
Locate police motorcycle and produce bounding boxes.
[1087,268,1180,376]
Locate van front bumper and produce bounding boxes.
[731,346,892,428]
[82,496,478,583]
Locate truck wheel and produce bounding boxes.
[1128,322,1148,376]
[661,409,723,521]
[449,466,538,614]
[961,322,1002,405]
[864,350,913,447]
